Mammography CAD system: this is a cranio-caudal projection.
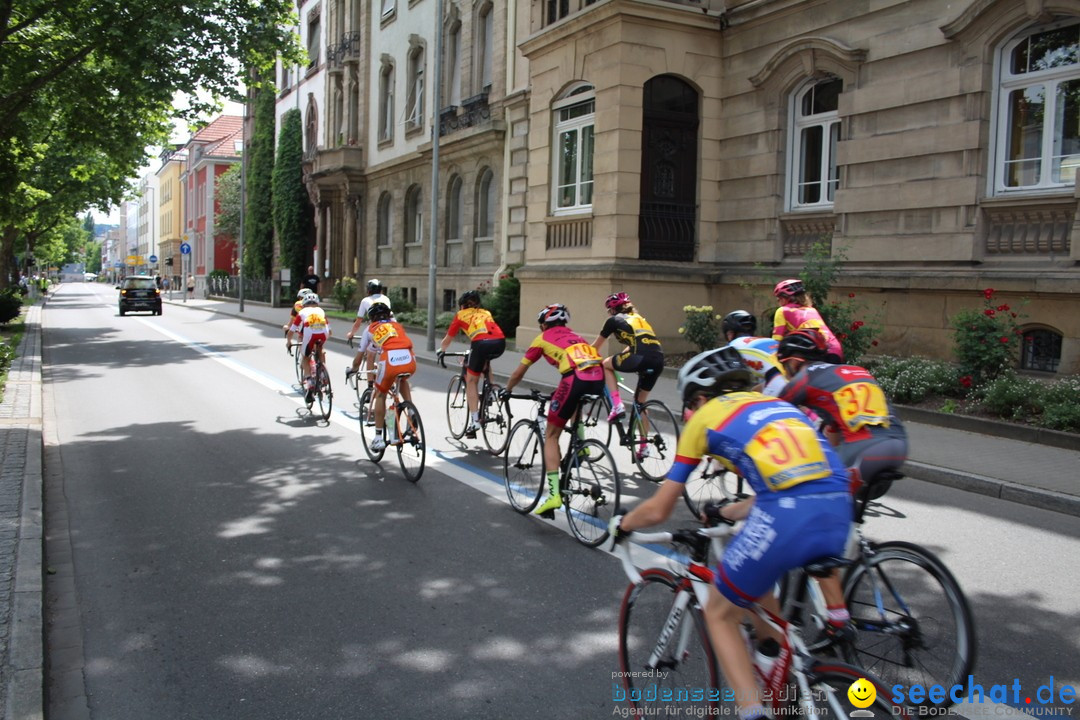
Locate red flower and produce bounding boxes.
[1000,337,1010,343]
[1010,312,1017,318]
[983,288,995,299]
[960,375,973,388]
[997,304,1010,312]
[871,340,879,347]
[848,293,855,298]
[838,332,849,340]
[984,309,995,316]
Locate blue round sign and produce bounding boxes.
[149,254,158,263]
[180,242,191,255]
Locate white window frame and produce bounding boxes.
[786,77,841,211]
[381,0,395,17]
[550,84,595,216]
[406,48,425,130]
[377,193,393,247]
[477,168,495,237]
[405,186,423,246]
[447,23,462,107]
[477,3,493,92]
[379,63,395,142]
[991,19,1080,195]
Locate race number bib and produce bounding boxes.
[387,349,412,366]
[833,382,890,432]
[749,418,832,491]
[565,342,601,370]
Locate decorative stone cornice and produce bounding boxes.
[941,0,1052,40]
[749,36,866,88]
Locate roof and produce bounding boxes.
[187,115,243,159]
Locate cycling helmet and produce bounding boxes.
[774,278,805,300]
[536,303,570,327]
[302,293,320,307]
[459,290,481,308]
[677,347,754,404]
[776,328,828,362]
[722,310,757,336]
[605,292,631,311]
[367,301,392,321]
[366,278,383,294]
[297,288,313,299]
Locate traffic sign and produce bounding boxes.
[149,254,158,263]
[180,243,191,255]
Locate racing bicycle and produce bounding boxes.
[356,370,426,482]
[289,339,332,421]
[580,378,680,481]
[439,349,509,455]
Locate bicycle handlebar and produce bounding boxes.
[437,350,469,369]
[614,525,735,586]
[503,389,549,402]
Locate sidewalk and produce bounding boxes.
[172,295,1080,517]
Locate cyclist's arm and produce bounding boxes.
[503,361,530,393]
[617,480,684,532]
[346,316,364,339]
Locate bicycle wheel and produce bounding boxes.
[480,383,509,455]
[294,347,306,385]
[316,365,332,421]
[396,400,426,483]
[843,541,975,704]
[358,386,385,462]
[563,439,620,547]
[682,460,747,517]
[445,374,469,440]
[579,393,612,446]
[503,420,544,513]
[803,662,912,718]
[617,568,720,715]
[630,400,680,482]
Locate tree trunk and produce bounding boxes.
[0,225,19,290]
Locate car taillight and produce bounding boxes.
[154,289,161,296]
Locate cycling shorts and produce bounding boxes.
[549,375,604,430]
[374,348,417,394]
[612,352,664,393]
[303,332,327,358]
[838,425,908,500]
[467,338,506,377]
[715,492,851,608]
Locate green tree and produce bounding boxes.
[243,81,276,278]
[0,0,302,288]
[216,165,243,239]
[272,109,313,295]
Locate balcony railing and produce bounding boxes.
[439,93,490,136]
[327,31,361,67]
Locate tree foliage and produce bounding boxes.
[215,164,243,240]
[0,0,302,287]
[243,81,277,278]
[272,109,312,295]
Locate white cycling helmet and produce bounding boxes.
[302,293,320,307]
[297,288,314,299]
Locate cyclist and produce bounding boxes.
[608,347,852,720]
[501,304,604,516]
[283,288,314,350]
[771,279,843,363]
[287,293,331,403]
[345,278,393,381]
[436,290,506,438]
[591,292,664,421]
[775,327,908,635]
[357,301,416,451]
[720,310,786,396]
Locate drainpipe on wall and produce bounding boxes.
[492,0,517,288]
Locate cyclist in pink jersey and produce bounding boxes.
[501,303,604,515]
[771,279,843,363]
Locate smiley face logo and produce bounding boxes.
[848,678,876,708]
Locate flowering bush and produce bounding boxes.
[484,265,520,338]
[797,240,882,364]
[332,276,358,311]
[951,288,1023,383]
[862,355,961,404]
[679,305,724,352]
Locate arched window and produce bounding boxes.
[376,192,393,267]
[476,2,494,93]
[406,43,425,132]
[445,175,464,265]
[551,83,595,214]
[476,168,495,238]
[378,59,395,143]
[447,20,462,107]
[1021,326,1063,372]
[993,20,1080,192]
[404,184,423,266]
[788,77,842,210]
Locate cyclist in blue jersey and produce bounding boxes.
[609,347,852,720]
[720,310,786,396]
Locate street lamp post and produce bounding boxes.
[426,0,445,351]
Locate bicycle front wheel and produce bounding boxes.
[579,393,612,446]
[358,386,384,462]
[618,568,720,715]
[445,374,469,440]
[682,460,746,517]
[630,400,680,482]
[564,439,620,547]
[316,365,332,421]
[804,663,912,718]
[293,347,305,385]
[503,420,544,513]
[843,541,975,704]
[480,383,509,455]
[396,401,426,483]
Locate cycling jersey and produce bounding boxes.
[598,312,663,356]
[361,319,416,393]
[291,306,329,356]
[357,293,392,320]
[522,326,603,380]
[772,303,844,360]
[447,307,505,342]
[725,336,784,386]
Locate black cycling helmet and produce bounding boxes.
[367,301,392,321]
[366,278,383,294]
[776,328,828,362]
[459,290,481,308]
[676,347,754,405]
[722,310,757,336]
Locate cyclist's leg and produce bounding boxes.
[703,586,764,715]
[535,376,574,514]
[373,361,392,430]
[601,356,620,405]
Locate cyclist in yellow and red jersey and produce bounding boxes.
[283,288,314,350]
[591,292,664,421]
[287,293,330,402]
[609,347,851,720]
[501,303,604,515]
[771,279,844,363]
[358,301,416,451]
[437,290,506,438]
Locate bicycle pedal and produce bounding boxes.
[538,509,555,520]
[465,430,477,439]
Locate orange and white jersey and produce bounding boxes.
[291,306,329,335]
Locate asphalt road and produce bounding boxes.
[41,283,1080,719]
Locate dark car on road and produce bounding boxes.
[117,276,162,316]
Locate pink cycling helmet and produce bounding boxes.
[773,278,805,300]
[605,292,631,311]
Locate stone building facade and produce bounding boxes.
[516,0,1080,374]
